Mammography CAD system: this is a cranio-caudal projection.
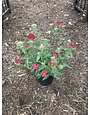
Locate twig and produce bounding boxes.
[18,73,26,77]
[65,104,76,115]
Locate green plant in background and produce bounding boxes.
[15,20,76,80]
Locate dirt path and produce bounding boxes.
[2,0,88,115]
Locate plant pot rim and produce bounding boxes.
[37,76,54,86]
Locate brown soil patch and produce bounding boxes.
[2,0,88,115]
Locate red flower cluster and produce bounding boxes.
[69,42,76,47]
[52,49,58,58]
[15,58,20,64]
[26,33,36,40]
[54,20,62,25]
[32,64,40,70]
[40,70,47,77]
[53,53,58,58]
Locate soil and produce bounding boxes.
[2,0,88,115]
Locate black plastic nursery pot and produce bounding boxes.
[37,76,54,86]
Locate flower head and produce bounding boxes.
[50,59,58,66]
[14,58,20,64]
[40,70,47,77]
[49,23,54,27]
[31,24,37,27]
[48,59,58,70]
[32,64,40,70]
[52,50,55,53]
[26,33,36,40]
[69,42,76,47]
[16,41,23,49]
[54,20,62,25]
[52,53,58,58]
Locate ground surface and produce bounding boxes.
[2,0,88,115]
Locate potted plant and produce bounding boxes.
[15,20,76,86]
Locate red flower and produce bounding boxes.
[52,50,55,53]
[69,42,76,47]
[15,58,20,64]
[40,70,47,77]
[53,53,58,58]
[32,64,40,70]
[24,44,28,48]
[26,33,36,40]
[54,20,62,25]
